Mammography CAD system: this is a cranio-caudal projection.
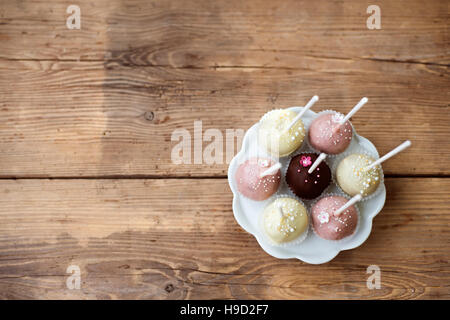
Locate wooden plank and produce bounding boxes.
[0,178,448,299]
[0,59,448,176]
[0,0,448,64]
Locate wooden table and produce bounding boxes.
[0,0,448,299]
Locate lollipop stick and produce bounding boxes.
[308,153,327,174]
[339,97,368,125]
[365,140,411,171]
[276,205,284,218]
[284,95,319,133]
[260,163,282,178]
[334,194,362,217]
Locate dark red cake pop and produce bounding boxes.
[286,153,331,199]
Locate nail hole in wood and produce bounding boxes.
[144,111,155,121]
[165,284,174,293]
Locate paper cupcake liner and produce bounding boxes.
[305,109,355,158]
[282,150,334,203]
[258,194,309,248]
[331,147,384,202]
[308,192,361,243]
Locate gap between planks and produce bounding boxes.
[0,56,448,68]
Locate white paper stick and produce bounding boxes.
[260,163,282,178]
[284,95,319,133]
[277,205,284,218]
[334,194,362,216]
[308,153,327,174]
[339,97,368,125]
[365,140,412,171]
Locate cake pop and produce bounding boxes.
[258,96,318,157]
[308,113,353,154]
[336,154,381,197]
[235,158,281,201]
[336,141,411,197]
[286,153,331,199]
[311,195,359,240]
[308,97,367,155]
[262,197,308,244]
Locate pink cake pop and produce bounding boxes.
[311,195,358,240]
[235,158,281,201]
[308,97,368,155]
[308,113,353,154]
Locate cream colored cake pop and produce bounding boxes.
[258,109,305,157]
[336,154,381,197]
[336,141,411,197]
[258,96,318,157]
[262,197,308,244]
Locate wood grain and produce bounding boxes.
[0,0,449,177]
[0,58,448,177]
[1,0,448,63]
[0,178,448,299]
[0,0,449,301]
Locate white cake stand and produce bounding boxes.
[227,106,386,264]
